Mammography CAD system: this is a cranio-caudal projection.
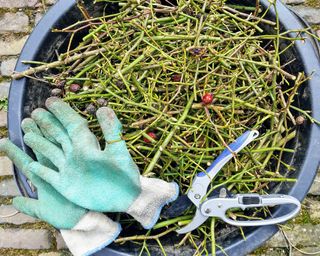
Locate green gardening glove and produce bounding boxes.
[0,119,121,256]
[24,97,178,229]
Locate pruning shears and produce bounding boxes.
[165,130,301,234]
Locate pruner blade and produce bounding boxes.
[176,208,208,234]
[176,130,259,234]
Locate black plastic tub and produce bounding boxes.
[8,0,320,255]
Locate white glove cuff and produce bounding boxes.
[61,211,121,256]
[127,176,179,229]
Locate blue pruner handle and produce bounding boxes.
[197,130,259,177]
[188,130,259,207]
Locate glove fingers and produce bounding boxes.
[21,118,42,135]
[12,196,39,218]
[45,97,99,150]
[30,108,73,153]
[27,162,60,190]
[0,138,47,185]
[0,138,33,173]
[22,116,58,146]
[23,133,65,169]
[32,149,58,171]
[21,118,57,170]
[96,107,122,144]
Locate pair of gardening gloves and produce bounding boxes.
[0,97,179,256]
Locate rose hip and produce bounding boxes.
[70,83,81,93]
[143,132,157,143]
[172,74,182,82]
[202,93,213,105]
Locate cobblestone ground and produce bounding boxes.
[0,0,319,255]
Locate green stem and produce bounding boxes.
[144,95,194,175]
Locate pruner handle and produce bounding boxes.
[188,130,259,207]
[200,194,301,226]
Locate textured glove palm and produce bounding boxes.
[0,119,121,256]
[0,138,86,229]
[24,97,178,229]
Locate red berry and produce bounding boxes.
[143,132,157,143]
[172,74,182,82]
[202,93,213,105]
[70,83,81,93]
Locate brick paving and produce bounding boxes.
[0,0,319,255]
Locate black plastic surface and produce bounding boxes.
[242,196,261,205]
[8,0,320,255]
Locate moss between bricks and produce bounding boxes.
[253,247,288,255]
[0,8,9,16]
[0,175,12,182]
[253,246,270,255]
[294,243,320,250]
[24,8,40,28]
[0,249,71,256]
[0,202,68,255]
[287,206,320,225]
[306,0,320,8]
[305,195,320,225]
[291,206,313,224]
[310,217,320,225]
[308,195,320,201]
[0,220,53,230]
[0,197,12,205]
[0,151,8,157]
[2,31,30,38]
[0,76,10,83]
[0,127,9,156]
[311,24,320,31]
[0,7,39,14]
[0,127,8,139]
